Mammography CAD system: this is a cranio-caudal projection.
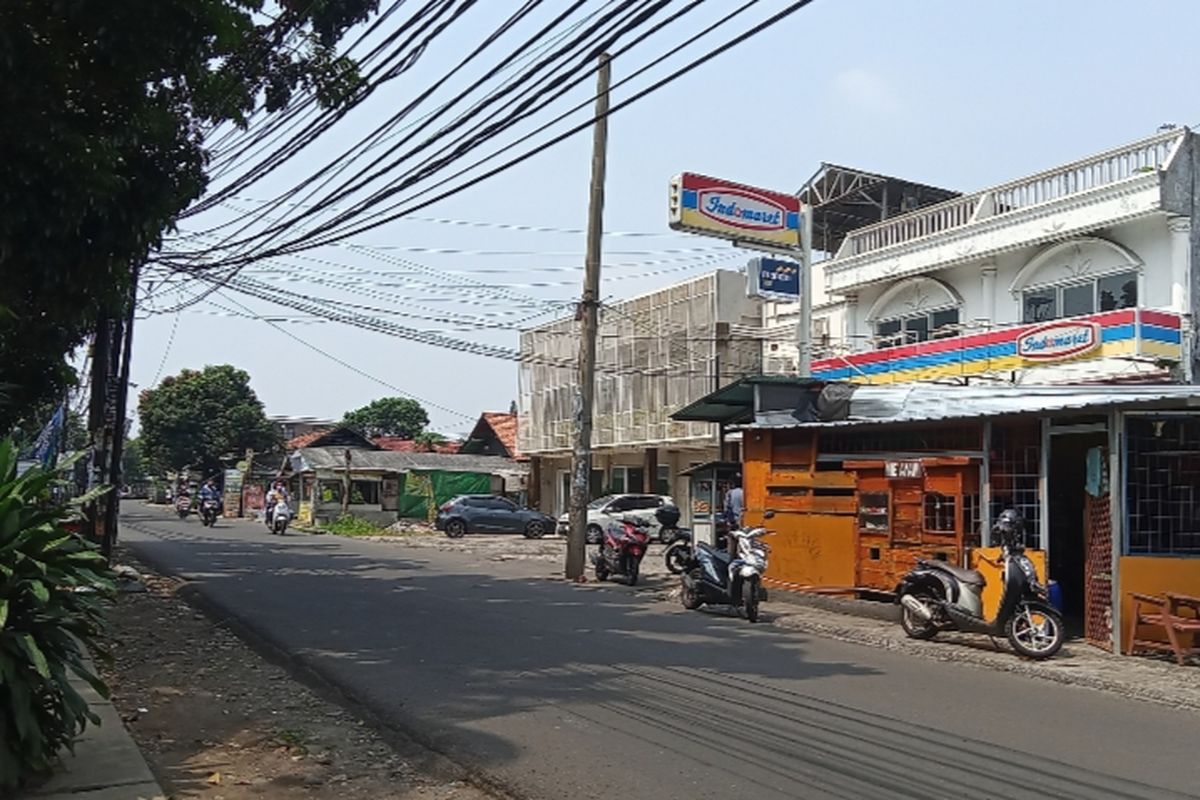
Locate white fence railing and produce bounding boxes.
[839,129,1186,259]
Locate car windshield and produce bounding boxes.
[587,495,615,510]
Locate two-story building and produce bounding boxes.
[688,128,1200,655]
[518,269,763,517]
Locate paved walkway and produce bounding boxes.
[20,660,163,799]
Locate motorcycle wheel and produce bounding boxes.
[664,543,690,575]
[626,557,639,586]
[680,568,704,610]
[594,561,609,581]
[1007,602,1064,659]
[900,591,940,640]
[743,576,760,623]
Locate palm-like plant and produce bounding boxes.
[0,440,115,790]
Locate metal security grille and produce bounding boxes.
[1085,490,1114,650]
[1126,416,1200,555]
[990,422,1042,549]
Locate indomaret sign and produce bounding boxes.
[669,172,801,250]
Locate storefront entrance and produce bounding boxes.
[1048,427,1108,641]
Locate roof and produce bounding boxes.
[798,163,960,254]
[753,384,1200,429]
[286,427,375,450]
[671,376,827,425]
[482,412,518,456]
[293,447,525,477]
[373,437,462,454]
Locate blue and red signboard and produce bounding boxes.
[669,172,801,249]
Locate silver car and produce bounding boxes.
[557,494,675,544]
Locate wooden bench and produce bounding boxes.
[1127,592,1200,666]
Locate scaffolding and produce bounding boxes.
[518,270,762,455]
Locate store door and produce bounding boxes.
[1047,430,1107,640]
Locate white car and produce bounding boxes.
[557,494,675,544]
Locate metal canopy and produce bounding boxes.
[671,375,826,425]
[798,163,960,255]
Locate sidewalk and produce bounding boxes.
[20,663,164,800]
[766,594,1200,713]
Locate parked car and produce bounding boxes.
[557,494,675,544]
[436,495,557,539]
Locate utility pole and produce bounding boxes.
[242,447,255,518]
[102,266,139,560]
[566,53,611,580]
[341,448,352,515]
[796,204,814,377]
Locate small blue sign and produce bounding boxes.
[748,257,801,300]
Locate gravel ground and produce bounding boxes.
[99,549,499,800]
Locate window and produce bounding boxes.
[609,466,646,495]
[1127,417,1200,555]
[924,493,957,532]
[350,480,379,505]
[656,465,671,496]
[875,308,960,348]
[627,496,663,510]
[1022,271,1137,323]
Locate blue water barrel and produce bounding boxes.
[1047,580,1064,612]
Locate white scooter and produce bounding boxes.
[268,500,292,535]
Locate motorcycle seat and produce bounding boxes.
[696,542,731,564]
[919,560,985,586]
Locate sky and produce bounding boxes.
[128,0,1200,437]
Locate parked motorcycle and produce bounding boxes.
[199,498,220,527]
[593,516,651,585]
[663,527,693,575]
[269,501,292,535]
[895,509,1064,659]
[174,494,192,520]
[680,512,773,623]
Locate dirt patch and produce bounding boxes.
[98,550,498,800]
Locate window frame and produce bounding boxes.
[1021,269,1138,324]
[873,305,961,349]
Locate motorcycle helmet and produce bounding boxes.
[992,508,1024,545]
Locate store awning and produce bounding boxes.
[753,383,1200,429]
[671,376,827,426]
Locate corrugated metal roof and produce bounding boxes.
[296,447,524,476]
[753,384,1200,428]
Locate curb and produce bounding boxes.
[21,655,165,800]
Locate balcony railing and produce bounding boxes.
[837,129,1186,260]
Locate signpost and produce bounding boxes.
[747,257,801,300]
[669,172,813,374]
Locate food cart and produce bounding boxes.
[680,460,740,547]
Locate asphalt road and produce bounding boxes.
[121,507,1200,800]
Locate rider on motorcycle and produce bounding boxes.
[200,478,220,502]
[265,480,291,526]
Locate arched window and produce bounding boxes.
[867,277,963,349]
[1010,238,1141,323]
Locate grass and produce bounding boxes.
[320,514,387,537]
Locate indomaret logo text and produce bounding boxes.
[698,189,786,231]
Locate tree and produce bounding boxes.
[138,365,280,477]
[342,397,429,439]
[413,431,447,452]
[0,1,376,430]
[121,437,149,485]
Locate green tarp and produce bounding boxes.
[398,470,491,521]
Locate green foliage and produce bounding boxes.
[320,514,385,537]
[0,0,378,429]
[138,365,280,476]
[0,441,117,790]
[413,431,447,452]
[121,438,149,485]
[342,397,429,439]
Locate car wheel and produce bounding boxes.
[445,519,466,538]
[586,524,603,544]
[524,520,547,539]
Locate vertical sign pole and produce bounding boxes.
[566,54,611,580]
[797,204,814,377]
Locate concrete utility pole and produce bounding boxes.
[342,448,352,516]
[566,53,611,580]
[796,205,814,377]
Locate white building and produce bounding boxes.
[517,270,762,515]
[771,128,1193,385]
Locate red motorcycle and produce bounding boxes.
[593,516,652,585]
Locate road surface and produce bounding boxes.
[121,507,1200,800]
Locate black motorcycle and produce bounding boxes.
[680,511,772,623]
[895,509,1065,659]
[199,497,220,527]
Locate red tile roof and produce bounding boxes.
[373,437,462,454]
[286,428,333,450]
[480,412,518,457]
